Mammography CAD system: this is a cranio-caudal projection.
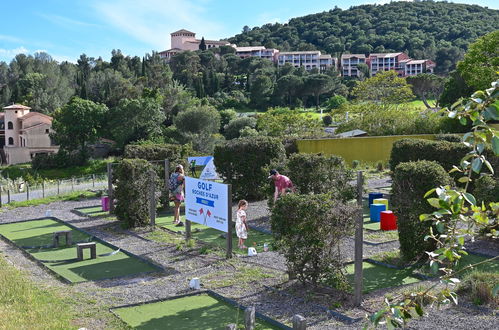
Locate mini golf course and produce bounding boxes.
[0,218,161,283]
[345,262,421,293]
[156,214,274,255]
[73,205,111,218]
[111,291,286,330]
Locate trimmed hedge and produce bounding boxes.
[124,143,193,171]
[473,175,499,204]
[114,159,159,228]
[214,136,285,200]
[271,193,358,287]
[287,153,355,201]
[391,160,453,261]
[389,138,499,178]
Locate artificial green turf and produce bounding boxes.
[75,205,110,217]
[345,262,421,293]
[112,293,280,330]
[156,214,274,255]
[0,219,159,283]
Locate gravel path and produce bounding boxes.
[0,177,497,329]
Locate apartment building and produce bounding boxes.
[368,52,410,76]
[234,46,279,60]
[0,104,58,164]
[341,54,366,77]
[159,29,231,61]
[277,51,336,72]
[403,59,436,76]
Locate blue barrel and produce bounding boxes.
[368,192,383,206]
[370,203,386,222]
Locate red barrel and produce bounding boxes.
[380,211,397,231]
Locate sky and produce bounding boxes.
[0,0,497,63]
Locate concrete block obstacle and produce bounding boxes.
[368,192,383,206]
[77,242,97,261]
[292,314,307,329]
[373,198,389,210]
[370,203,386,222]
[380,211,397,231]
[53,230,73,247]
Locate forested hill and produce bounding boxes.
[228,1,499,73]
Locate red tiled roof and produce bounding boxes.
[171,29,195,35]
[20,112,53,121]
[3,104,31,110]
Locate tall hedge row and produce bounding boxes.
[214,136,285,200]
[390,139,499,177]
[114,159,159,228]
[287,153,355,201]
[124,143,193,170]
[391,160,453,261]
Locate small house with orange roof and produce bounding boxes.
[0,104,59,164]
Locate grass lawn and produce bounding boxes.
[418,253,499,277]
[112,293,281,330]
[3,190,100,210]
[0,218,160,283]
[156,213,274,255]
[345,262,421,293]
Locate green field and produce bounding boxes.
[345,262,421,293]
[0,219,160,283]
[74,205,110,218]
[112,293,281,330]
[156,214,274,255]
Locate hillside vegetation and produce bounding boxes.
[228,1,499,73]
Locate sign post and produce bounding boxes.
[185,177,231,258]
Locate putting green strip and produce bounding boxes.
[345,262,421,293]
[0,218,161,283]
[112,292,283,330]
[156,214,274,255]
[73,205,110,218]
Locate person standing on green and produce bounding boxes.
[190,159,197,177]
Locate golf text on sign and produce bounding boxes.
[185,177,229,232]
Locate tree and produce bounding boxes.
[457,30,499,91]
[52,97,108,159]
[199,37,207,51]
[407,73,445,108]
[223,116,257,139]
[352,71,414,104]
[275,75,303,106]
[304,74,335,110]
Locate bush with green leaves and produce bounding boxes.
[114,159,159,228]
[124,143,193,171]
[214,136,285,200]
[287,153,355,201]
[271,193,358,287]
[435,134,463,143]
[326,95,348,110]
[322,115,333,126]
[391,160,453,261]
[473,175,499,204]
[223,116,257,139]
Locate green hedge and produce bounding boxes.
[214,136,285,200]
[124,143,193,171]
[271,193,358,287]
[287,153,355,201]
[114,159,159,228]
[391,160,453,261]
[473,175,499,204]
[389,139,499,178]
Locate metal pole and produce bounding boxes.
[107,163,114,214]
[226,184,233,259]
[149,170,156,227]
[354,171,364,306]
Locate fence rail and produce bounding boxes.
[0,174,107,206]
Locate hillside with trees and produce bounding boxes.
[228,1,499,73]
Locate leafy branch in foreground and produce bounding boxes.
[368,80,499,328]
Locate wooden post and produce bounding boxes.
[185,220,191,242]
[42,180,45,198]
[92,174,95,187]
[7,190,10,203]
[107,163,114,213]
[244,306,255,330]
[354,171,364,306]
[71,177,75,191]
[164,159,170,210]
[149,170,156,227]
[26,184,29,200]
[226,184,233,259]
[0,186,2,207]
[292,314,307,330]
[57,180,60,195]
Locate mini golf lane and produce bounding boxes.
[156,214,274,255]
[111,292,287,330]
[345,262,421,293]
[73,205,110,218]
[0,218,161,283]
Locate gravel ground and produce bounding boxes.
[0,178,497,329]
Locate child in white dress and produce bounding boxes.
[236,200,249,249]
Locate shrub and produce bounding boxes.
[124,143,193,171]
[473,175,499,204]
[223,116,257,139]
[326,95,348,110]
[271,193,358,287]
[114,159,160,228]
[214,136,285,200]
[32,151,87,170]
[352,160,360,168]
[287,153,355,201]
[435,134,462,143]
[391,160,453,261]
[322,115,333,126]
[390,138,499,178]
[458,271,499,306]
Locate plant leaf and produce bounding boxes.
[471,158,483,173]
[492,136,499,156]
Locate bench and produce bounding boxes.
[53,231,73,247]
[76,242,97,261]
